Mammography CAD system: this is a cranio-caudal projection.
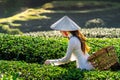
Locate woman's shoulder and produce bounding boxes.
[70,36,79,40]
[70,36,80,42]
[69,36,81,46]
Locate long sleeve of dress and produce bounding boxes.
[49,37,76,65]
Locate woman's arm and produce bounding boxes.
[45,37,76,65]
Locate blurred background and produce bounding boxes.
[0,0,120,34]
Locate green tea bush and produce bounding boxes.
[0,60,120,80]
[0,34,67,64]
[0,34,120,64]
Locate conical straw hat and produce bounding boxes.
[50,16,81,31]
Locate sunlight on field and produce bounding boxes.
[0,8,53,34]
[0,8,52,23]
[0,1,120,34]
[42,3,54,9]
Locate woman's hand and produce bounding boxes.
[44,60,51,65]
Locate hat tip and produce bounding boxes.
[63,15,69,18]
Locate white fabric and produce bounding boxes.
[50,16,81,31]
[49,36,94,70]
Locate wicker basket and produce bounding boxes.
[88,46,119,70]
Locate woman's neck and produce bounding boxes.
[68,34,73,39]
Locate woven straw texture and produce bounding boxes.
[88,46,118,70]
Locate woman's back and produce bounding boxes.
[69,36,94,70]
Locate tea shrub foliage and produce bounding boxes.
[0,34,120,63]
[0,60,120,80]
[0,34,120,79]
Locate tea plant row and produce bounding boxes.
[0,34,120,80]
[0,60,120,80]
[22,28,120,38]
[0,34,120,64]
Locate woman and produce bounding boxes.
[44,16,94,70]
